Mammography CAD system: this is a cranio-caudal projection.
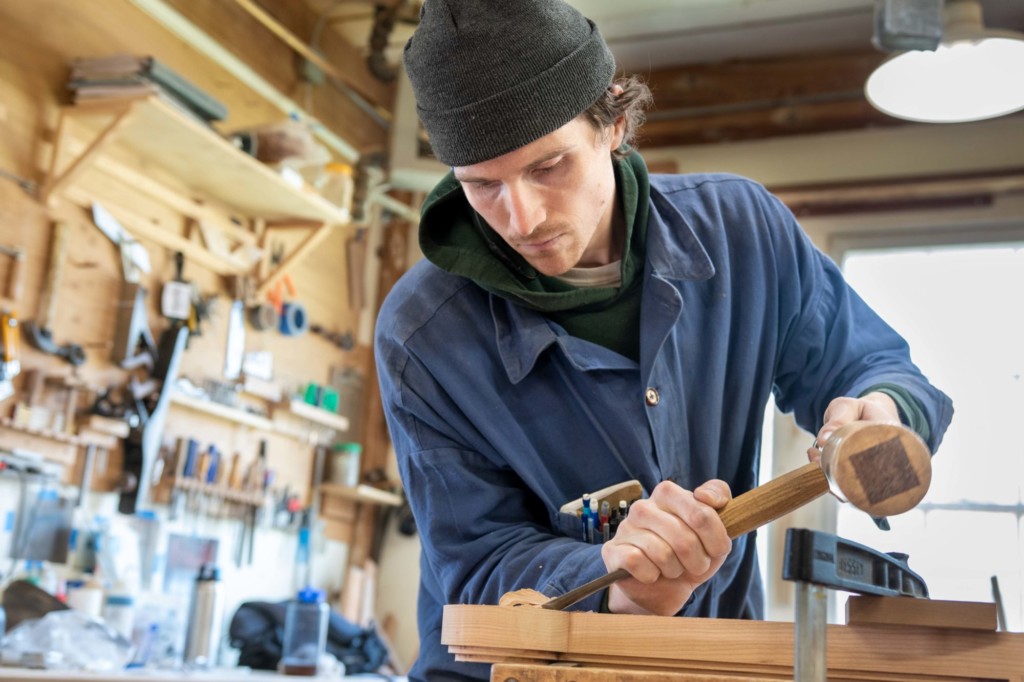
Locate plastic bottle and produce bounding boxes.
[183,564,224,668]
[280,587,329,676]
[103,581,136,640]
[66,574,104,618]
[68,512,99,575]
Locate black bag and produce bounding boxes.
[228,600,389,674]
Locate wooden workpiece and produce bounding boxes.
[491,666,778,682]
[845,595,998,631]
[443,604,1024,681]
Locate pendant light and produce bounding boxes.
[865,0,1024,123]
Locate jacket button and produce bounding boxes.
[645,387,660,406]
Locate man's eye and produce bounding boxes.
[535,160,564,177]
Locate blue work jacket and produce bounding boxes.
[375,173,953,681]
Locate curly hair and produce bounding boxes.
[580,75,654,160]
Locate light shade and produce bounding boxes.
[865,0,1024,123]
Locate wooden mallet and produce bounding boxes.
[538,422,931,611]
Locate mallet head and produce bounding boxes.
[818,422,932,517]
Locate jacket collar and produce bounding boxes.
[645,180,716,282]
[494,180,715,384]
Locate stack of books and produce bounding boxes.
[68,54,228,123]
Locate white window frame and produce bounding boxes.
[761,189,1024,623]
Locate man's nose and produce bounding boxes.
[506,183,540,237]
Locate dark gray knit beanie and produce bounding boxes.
[403,0,617,167]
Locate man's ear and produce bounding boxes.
[593,113,627,151]
[610,115,626,151]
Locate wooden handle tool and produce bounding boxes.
[540,422,931,611]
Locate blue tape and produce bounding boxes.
[279,301,308,336]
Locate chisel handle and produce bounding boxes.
[542,464,828,611]
[6,251,23,301]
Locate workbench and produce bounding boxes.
[0,670,276,682]
[0,669,403,681]
[443,604,1024,681]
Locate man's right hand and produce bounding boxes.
[600,479,733,615]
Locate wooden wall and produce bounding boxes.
[0,0,395,516]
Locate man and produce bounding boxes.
[375,1,953,679]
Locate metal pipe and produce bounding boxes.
[369,191,420,224]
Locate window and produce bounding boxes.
[836,243,1024,631]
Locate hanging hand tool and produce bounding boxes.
[224,278,246,380]
[117,324,189,515]
[112,282,157,369]
[264,241,308,336]
[0,244,25,302]
[782,527,928,682]
[94,203,159,368]
[265,241,288,315]
[160,252,193,322]
[0,244,24,387]
[91,203,150,283]
[541,422,931,611]
[23,222,85,366]
[0,310,21,382]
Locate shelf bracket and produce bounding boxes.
[43,101,140,205]
[255,221,332,299]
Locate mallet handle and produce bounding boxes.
[718,462,828,538]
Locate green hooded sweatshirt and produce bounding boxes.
[418,152,650,360]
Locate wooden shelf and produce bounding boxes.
[321,482,402,507]
[0,419,79,468]
[55,96,349,223]
[169,393,350,449]
[169,392,275,431]
[0,418,80,445]
[277,399,350,432]
[44,95,348,285]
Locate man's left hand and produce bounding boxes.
[807,392,900,463]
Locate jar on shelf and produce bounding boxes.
[317,162,354,218]
[328,442,362,488]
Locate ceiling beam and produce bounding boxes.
[640,50,906,147]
